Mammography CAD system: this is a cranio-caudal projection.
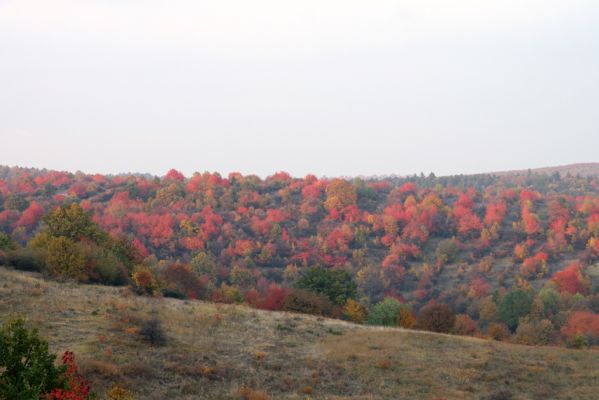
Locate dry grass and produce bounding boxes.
[1,267,598,399]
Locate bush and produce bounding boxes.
[107,384,134,400]
[417,303,456,333]
[487,322,511,341]
[452,314,478,336]
[139,317,167,346]
[0,319,66,399]
[294,267,357,306]
[367,297,404,326]
[282,289,335,316]
[343,299,367,323]
[45,236,86,280]
[4,247,46,272]
[131,265,159,296]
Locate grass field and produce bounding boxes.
[1,267,598,400]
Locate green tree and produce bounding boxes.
[43,203,105,243]
[367,297,405,326]
[0,319,66,399]
[497,289,533,331]
[295,267,357,306]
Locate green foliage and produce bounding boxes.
[497,289,533,331]
[294,267,357,306]
[3,194,29,211]
[0,232,17,251]
[538,287,561,316]
[191,251,215,276]
[43,203,106,244]
[0,319,66,399]
[367,297,404,326]
[45,236,86,280]
[567,332,589,349]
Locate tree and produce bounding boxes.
[46,351,91,400]
[367,297,405,326]
[343,299,366,323]
[43,203,105,244]
[0,319,66,399]
[294,267,357,306]
[497,289,533,331]
[551,262,588,295]
[46,236,86,280]
[324,179,357,211]
[417,303,456,333]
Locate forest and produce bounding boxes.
[1,165,599,348]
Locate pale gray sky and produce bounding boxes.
[1,0,598,177]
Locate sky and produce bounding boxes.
[0,0,598,178]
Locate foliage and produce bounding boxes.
[497,290,533,332]
[367,297,405,327]
[0,319,66,399]
[417,303,456,333]
[343,299,367,323]
[107,384,134,400]
[45,236,86,280]
[282,289,334,316]
[294,267,357,306]
[46,351,91,400]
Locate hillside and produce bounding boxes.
[1,267,598,400]
[1,165,599,348]
[490,163,599,178]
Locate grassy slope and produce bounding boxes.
[1,267,598,400]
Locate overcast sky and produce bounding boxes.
[0,1,598,178]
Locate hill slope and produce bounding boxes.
[1,267,597,400]
[490,162,599,177]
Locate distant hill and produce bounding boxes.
[490,163,599,177]
[1,267,598,400]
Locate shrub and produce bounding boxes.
[0,319,66,399]
[4,247,46,272]
[282,289,334,316]
[45,236,86,280]
[131,265,159,296]
[567,332,589,349]
[139,317,166,346]
[159,263,206,300]
[417,303,456,333]
[46,351,91,400]
[294,266,357,306]
[81,242,128,285]
[367,297,405,326]
[487,322,511,341]
[343,299,367,323]
[452,314,478,336]
[398,307,416,328]
[107,384,134,400]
